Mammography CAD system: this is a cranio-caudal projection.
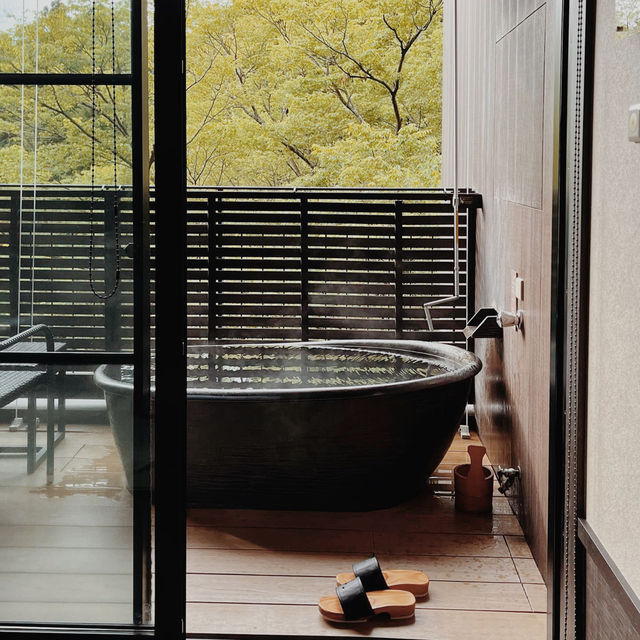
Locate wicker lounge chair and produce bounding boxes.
[0,325,66,483]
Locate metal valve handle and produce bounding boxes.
[496,310,523,330]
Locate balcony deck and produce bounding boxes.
[0,422,546,638]
[0,423,133,624]
[0,185,546,636]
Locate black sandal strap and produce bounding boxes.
[352,556,388,592]
[336,577,374,621]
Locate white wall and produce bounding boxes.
[586,0,640,596]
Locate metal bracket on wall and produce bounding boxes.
[458,192,483,209]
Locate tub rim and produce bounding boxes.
[95,339,481,401]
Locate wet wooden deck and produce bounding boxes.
[186,432,547,639]
[0,425,546,638]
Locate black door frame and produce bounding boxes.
[547,2,569,637]
[546,1,625,639]
[0,0,190,636]
[548,1,595,638]
[559,1,640,639]
[156,0,578,638]
[153,0,188,637]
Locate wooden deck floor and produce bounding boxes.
[186,432,547,639]
[0,425,547,638]
[0,424,134,624]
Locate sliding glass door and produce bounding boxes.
[0,0,152,629]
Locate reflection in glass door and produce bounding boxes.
[0,0,151,628]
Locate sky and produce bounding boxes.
[0,0,54,32]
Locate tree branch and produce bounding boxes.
[282,141,315,169]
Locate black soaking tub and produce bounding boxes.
[95,340,481,510]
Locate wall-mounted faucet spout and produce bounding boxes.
[462,308,502,339]
[462,308,523,339]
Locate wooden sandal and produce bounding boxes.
[336,556,429,598]
[318,576,416,623]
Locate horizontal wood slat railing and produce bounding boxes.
[0,186,477,351]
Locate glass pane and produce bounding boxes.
[0,0,131,74]
[0,84,134,352]
[0,361,147,624]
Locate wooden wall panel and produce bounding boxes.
[494,9,545,209]
[586,555,640,639]
[443,0,555,581]
[580,521,640,640]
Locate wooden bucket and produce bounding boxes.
[454,445,494,513]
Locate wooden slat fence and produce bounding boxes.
[0,187,135,352]
[0,186,476,350]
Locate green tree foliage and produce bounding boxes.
[186,0,443,186]
[616,0,640,34]
[0,0,443,187]
[0,1,132,185]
